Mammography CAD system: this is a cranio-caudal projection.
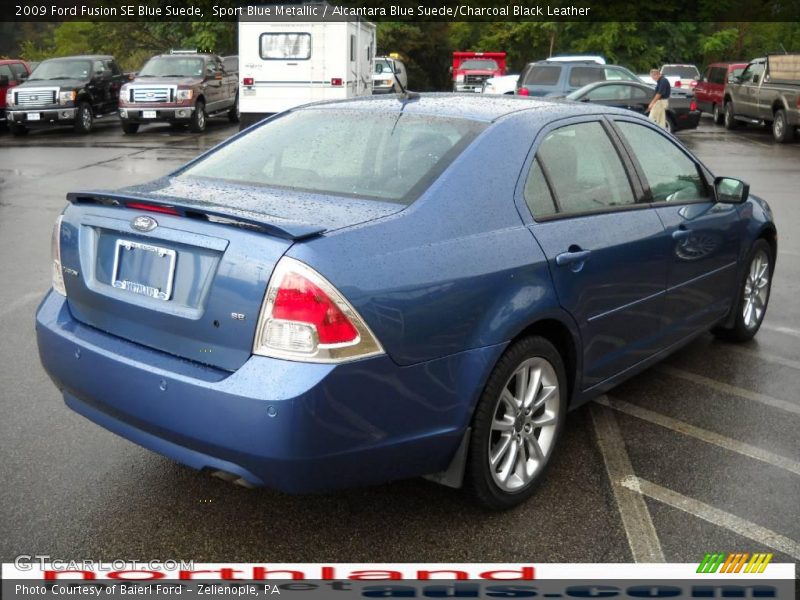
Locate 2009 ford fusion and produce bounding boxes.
[36,95,776,509]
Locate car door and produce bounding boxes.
[204,58,225,111]
[520,117,669,389]
[611,118,744,343]
[105,59,124,108]
[735,60,764,116]
[583,83,648,114]
[89,59,111,110]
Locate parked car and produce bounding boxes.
[660,64,701,90]
[452,51,506,92]
[516,60,640,97]
[695,62,747,124]
[724,54,800,143]
[36,95,776,510]
[0,59,31,128]
[373,55,408,94]
[6,55,125,135]
[118,51,238,134]
[546,55,605,65]
[637,73,656,85]
[481,73,518,95]
[565,80,701,133]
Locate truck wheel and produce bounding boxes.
[228,93,240,123]
[712,104,724,125]
[121,121,139,135]
[773,109,795,144]
[724,101,738,130]
[10,124,28,136]
[74,102,93,134]
[190,99,206,133]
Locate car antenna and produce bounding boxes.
[390,62,419,102]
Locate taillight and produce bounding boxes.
[253,257,383,363]
[126,202,180,216]
[331,78,343,87]
[243,77,254,86]
[674,80,682,88]
[51,215,66,296]
[690,100,697,111]
[518,87,529,96]
[690,80,698,87]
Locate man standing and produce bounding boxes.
[647,68,671,129]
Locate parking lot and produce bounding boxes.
[0,113,798,565]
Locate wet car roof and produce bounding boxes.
[298,92,625,123]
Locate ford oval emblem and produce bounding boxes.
[131,215,158,232]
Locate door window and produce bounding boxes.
[741,62,764,84]
[616,121,710,203]
[525,121,636,218]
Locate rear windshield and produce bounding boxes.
[522,66,561,86]
[459,59,499,71]
[180,109,484,203]
[661,66,699,79]
[28,59,92,81]
[139,56,204,78]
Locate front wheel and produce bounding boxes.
[724,101,738,130]
[712,239,773,342]
[773,109,795,144]
[466,336,567,510]
[189,99,206,133]
[74,102,93,134]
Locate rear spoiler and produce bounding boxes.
[66,191,327,241]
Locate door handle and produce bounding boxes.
[556,249,591,267]
[672,228,691,240]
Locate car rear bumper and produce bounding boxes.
[119,106,195,123]
[8,107,77,126]
[674,109,702,131]
[36,292,499,492]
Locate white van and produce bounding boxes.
[238,18,376,128]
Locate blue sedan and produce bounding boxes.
[36,95,777,509]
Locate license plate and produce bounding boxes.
[243,88,256,97]
[27,113,41,121]
[111,240,176,301]
[142,110,157,119]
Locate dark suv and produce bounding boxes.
[516,60,640,97]
[118,51,238,134]
[6,55,125,135]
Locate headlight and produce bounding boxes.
[7,91,15,107]
[51,215,67,296]
[456,74,465,82]
[59,90,76,105]
[176,89,193,101]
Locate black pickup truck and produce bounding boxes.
[6,55,126,135]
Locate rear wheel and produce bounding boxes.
[712,103,724,125]
[189,99,206,133]
[74,102,93,134]
[228,93,240,123]
[772,109,795,143]
[665,114,676,134]
[724,101,738,130]
[466,336,567,510]
[121,121,139,134]
[712,239,773,342]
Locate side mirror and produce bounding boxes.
[715,177,749,204]
[18,73,28,82]
[580,96,590,102]
[0,75,9,86]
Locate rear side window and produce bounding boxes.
[524,159,558,219]
[709,67,725,84]
[523,66,561,86]
[0,65,12,80]
[526,121,636,218]
[10,63,28,80]
[569,67,604,87]
[616,121,709,203]
[180,109,484,204]
[260,33,311,60]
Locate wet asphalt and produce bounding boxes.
[0,113,798,566]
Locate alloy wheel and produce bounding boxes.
[488,357,560,492]
[742,249,770,330]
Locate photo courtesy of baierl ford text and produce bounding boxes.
[1,0,799,598]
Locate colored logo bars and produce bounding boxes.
[697,552,773,574]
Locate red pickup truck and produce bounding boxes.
[0,59,31,127]
[452,52,506,93]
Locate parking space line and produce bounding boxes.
[721,345,800,371]
[761,323,800,339]
[597,396,800,476]
[657,366,800,417]
[621,476,800,560]
[590,403,665,562]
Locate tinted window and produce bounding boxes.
[0,65,12,80]
[181,110,484,203]
[617,121,709,203]
[9,63,28,80]
[569,67,604,87]
[709,67,725,84]
[523,66,561,86]
[534,122,636,216]
[260,33,311,60]
[523,158,558,219]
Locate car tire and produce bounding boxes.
[712,239,773,343]
[228,93,240,123]
[724,101,738,130]
[121,121,139,135]
[665,114,676,134]
[189,99,206,133]
[712,104,724,125]
[465,335,567,511]
[772,109,795,144]
[74,102,93,134]
[10,124,28,136]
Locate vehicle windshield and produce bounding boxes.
[139,56,204,78]
[661,66,699,79]
[180,109,484,203]
[459,59,499,71]
[375,60,394,74]
[28,59,92,81]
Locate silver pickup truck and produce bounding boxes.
[723,54,800,143]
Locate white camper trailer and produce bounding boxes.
[238,17,376,128]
